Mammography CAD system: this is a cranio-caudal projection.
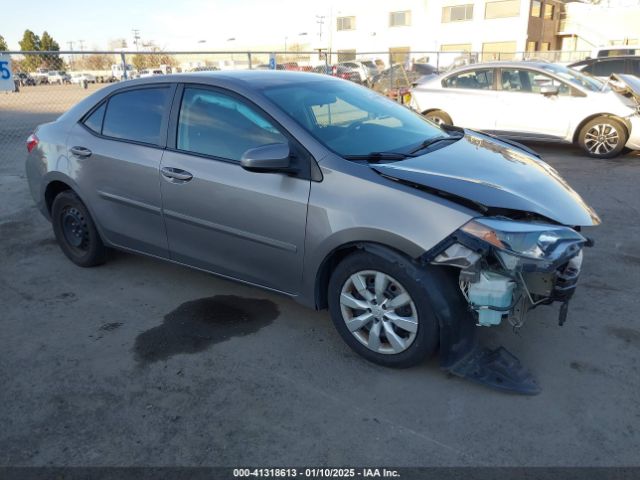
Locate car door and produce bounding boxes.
[65,84,175,257]
[437,68,497,130]
[494,68,578,139]
[159,85,311,294]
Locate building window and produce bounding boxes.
[481,41,517,61]
[531,0,542,17]
[527,41,537,52]
[337,16,355,31]
[543,4,554,19]
[485,0,520,19]
[390,11,411,26]
[441,43,472,52]
[442,4,474,22]
[540,42,551,51]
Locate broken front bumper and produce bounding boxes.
[426,217,591,329]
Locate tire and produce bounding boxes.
[51,191,107,267]
[578,116,627,159]
[328,250,440,368]
[424,110,452,126]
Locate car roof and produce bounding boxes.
[117,70,342,89]
[572,55,640,64]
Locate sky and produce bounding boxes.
[1,0,340,51]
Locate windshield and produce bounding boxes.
[541,64,604,92]
[262,79,446,156]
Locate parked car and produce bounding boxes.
[139,69,164,78]
[70,73,97,84]
[188,66,220,72]
[569,55,640,80]
[32,69,50,85]
[15,72,36,86]
[337,61,377,85]
[47,71,71,84]
[25,71,599,392]
[411,62,438,76]
[591,45,640,59]
[410,61,640,158]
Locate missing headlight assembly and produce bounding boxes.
[429,217,590,330]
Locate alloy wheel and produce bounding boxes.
[584,123,619,156]
[339,270,418,355]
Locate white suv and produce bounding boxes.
[410,61,640,158]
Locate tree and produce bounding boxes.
[0,35,8,51]
[40,31,63,69]
[18,29,41,71]
[76,54,112,71]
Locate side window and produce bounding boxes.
[501,69,571,95]
[83,103,106,134]
[177,87,287,161]
[593,59,625,77]
[443,69,494,90]
[102,87,170,145]
[632,60,640,75]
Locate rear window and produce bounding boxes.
[102,87,169,145]
[593,59,626,77]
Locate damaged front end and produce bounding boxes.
[430,217,590,330]
[426,217,592,394]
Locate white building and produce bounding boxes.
[328,0,567,66]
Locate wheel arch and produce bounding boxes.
[572,113,630,144]
[313,241,421,311]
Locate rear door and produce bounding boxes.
[159,85,311,294]
[65,84,175,257]
[436,68,497,130]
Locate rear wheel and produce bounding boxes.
[51,191,107,267]
[328,251,439,368]
[424,110,452,126]
[578,116,627,158]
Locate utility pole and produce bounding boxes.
[78,39,85,51]
[67,41,75,69]
[316,15,325,42]
[132,29,141,51]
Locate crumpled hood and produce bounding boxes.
[373,131,601,226]
[611,73,640,104]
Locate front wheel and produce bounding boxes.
[578,117,627,158]
[328,251,439,368]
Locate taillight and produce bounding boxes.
[26,133,39,153]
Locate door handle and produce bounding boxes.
[161,166,193,182]
[70,146,92,158]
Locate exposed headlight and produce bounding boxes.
[460,218,586,261]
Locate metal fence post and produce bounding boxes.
[247,52,252,70]
[120,52,127,80]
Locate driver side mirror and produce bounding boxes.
[240,143,295,174]
[540,85,559,96]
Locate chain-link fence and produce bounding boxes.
[1,49,591,173]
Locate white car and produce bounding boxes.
[47,70,71,84]
[410,61,640,158]
[70,73,96,84]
